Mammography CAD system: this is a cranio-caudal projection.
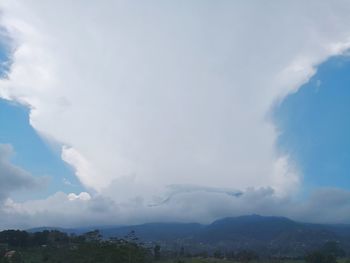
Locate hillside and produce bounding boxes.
[28,215,350,257]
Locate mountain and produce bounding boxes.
[100,222,203,241]
[196,215,300,242]
[193,215,343,256]
[28,215,350,257]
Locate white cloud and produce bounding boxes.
[3,187,350,229]
[1,1,350,226]
[67,192,91,201]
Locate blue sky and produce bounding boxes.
[0,99,84,200]
[275,55,350,193]
[0,30,10,78]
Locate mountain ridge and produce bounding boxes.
[27,215,350,256]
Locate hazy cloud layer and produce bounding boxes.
[1,1,350,227]
[2,187,350,229]
[0,144,45,201]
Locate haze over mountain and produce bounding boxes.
[28,215,350,257]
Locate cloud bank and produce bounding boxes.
[1,1,350,227]
[3,186,350,229]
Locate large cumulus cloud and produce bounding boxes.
[0,1,350,227]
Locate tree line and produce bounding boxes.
[0,229,348,263]
[0,229,152,263]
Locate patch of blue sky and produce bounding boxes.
[0,38,84,201]
[0,27,11,78]
[0,99,85,200]
[274,55,350,192]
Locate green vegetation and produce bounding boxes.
[0,229,151,263]
[157,259,349,263]
[0,229,348,263]
[304,241,346,263]
[158,260,300,263]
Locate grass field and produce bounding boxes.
[158,258,303,263]
[159,258,350,263]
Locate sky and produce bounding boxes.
[275,55,350,192]
[0,1,350,228]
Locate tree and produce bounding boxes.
[0,230,29,247]
[153,244,161,260]
[236,250,259,263]
[31,231,49,246]
[305,251,336,263]
[124,231,140,244]
[321,241,345,258]
[179,246,185,257]
[213,250,222,259]
[83,230,102,243]
[305,241,345,263]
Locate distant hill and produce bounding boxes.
[28,215,350,257]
